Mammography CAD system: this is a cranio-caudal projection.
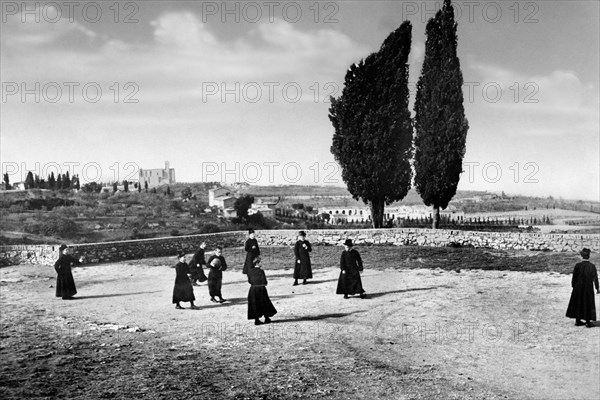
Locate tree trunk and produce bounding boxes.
[370,199,385,228]
[432,205,440,229]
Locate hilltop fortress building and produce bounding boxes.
[139,161,176,188]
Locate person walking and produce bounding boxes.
[243,229,260,276]
[336,239,367,299]
[566,248,599,327]
[189,241,208,286]
[54,244,84,300]
[293,231,312,286]
[247,256,277,325]
[207,246,228,303]
[172,251,199,310]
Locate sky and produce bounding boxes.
[0,0,598,201]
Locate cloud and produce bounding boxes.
[409,40,424,64]
[465,62,599,137]
[0,4,96,47]
[151,11,217,48]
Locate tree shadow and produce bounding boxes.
[365,286,451,299]
[301,278,339,285]
[73,290,161,300]
[273,311,361,323]
[191,292,312,311]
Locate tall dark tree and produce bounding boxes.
[34,174,40,188]
[329,22,413,228]
[123,180,129,192]
[48,172,56,190]
[144,181,148,193]
[234,195,255,221]
[73,174,80,190]
[57,174,63,190]
[3,173,10,190]
[25,171,35,189]
[414,0,469,228]
[63,171,71,189]
[112,182,118,193]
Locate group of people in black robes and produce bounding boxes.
[566,248,599,328]
[172,244,228,308]
[55,230,597,330]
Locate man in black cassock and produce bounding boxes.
[336,239,366,299]
[293,230,312,285]
[54,244,84,300]
[172,251,199,310]
[189,241,208,286]
[566,248,599,327]
[247,256,277,325]
[242,229,260,276]
[207,246,228,303]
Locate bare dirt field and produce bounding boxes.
[1,246,599,399]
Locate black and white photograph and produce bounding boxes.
[1,0,599,398]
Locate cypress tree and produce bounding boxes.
[330,21,413,228]
[48,173,56,190]
[414,0,469,229]
[25,171,34,189]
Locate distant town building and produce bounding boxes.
[317,205,464,225]
[139,161,176,188]
[209,186,234,207]
[12,181,26,190]
[249,203,275,217]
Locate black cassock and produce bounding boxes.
[54,254,81,299]
[243,238,260,275]
[566,260,599,321]
[247,268,277,320]
[189,248,208,283]
[207,255,227,298]
[336,249,365,295]
[293,240,312,279]
[172,261,195,303]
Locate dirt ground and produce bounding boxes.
[1,246,599,399]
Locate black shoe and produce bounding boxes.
[343,294,348,299]
[586,322,593,328]
[302,280,307,285]
[210,298,218,303]
[293,281,298,286]
[360,293,367,299]
[255,319,263,326]
[190,305,200,310]
[219,299,226,303]
[264,317,272,324]
[175,304,184,310]
[575,320,585,326]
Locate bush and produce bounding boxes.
[199,223,220,234]
[41,216,78,238]
[170,229,180,236]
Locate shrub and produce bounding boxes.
[199,224,220,234]
[41,216,78,238]
[170,229,180,236]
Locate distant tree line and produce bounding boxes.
[11,171,82,191]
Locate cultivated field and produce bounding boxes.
[1,246,599,399]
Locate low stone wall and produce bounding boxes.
[1,228,598,266]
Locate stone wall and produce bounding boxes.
[1,228,598,266]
